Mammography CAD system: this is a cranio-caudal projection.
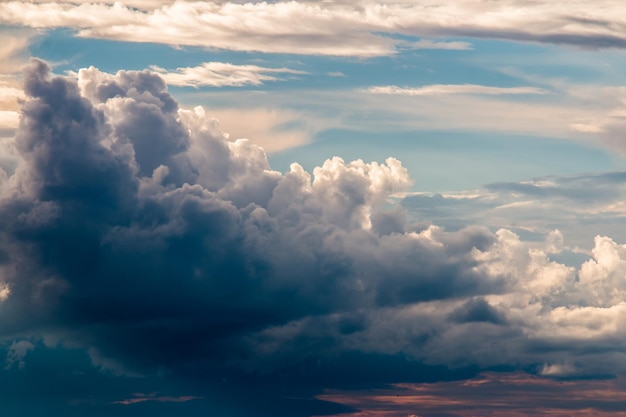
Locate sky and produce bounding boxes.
[0,1,626,416]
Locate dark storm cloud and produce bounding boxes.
[0,59,510,415]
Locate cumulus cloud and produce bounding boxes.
[1,59,443,377]
[4,58,626,416]
[0,1,625,56]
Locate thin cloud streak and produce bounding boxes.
[149,62,308,88]
[113,393,203,405]
[367,84,546,96]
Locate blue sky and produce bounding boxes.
[1,1,626,416]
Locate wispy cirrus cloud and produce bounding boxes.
[0,1,625,57]
[367,84,546,96]
[149,62,307,88]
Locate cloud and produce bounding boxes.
[2,59,456,378]
[0,27,35,133]
[182,106,317,154]
[0,111,20,131]
[0,27,34,74]
[113,393,203,405]
[318,372,626,417]
[1,1,625,56]
[149,62,308,88]
[0,78,24,131]
[401,171,626,250]
[0,84,25,106]
[5,340,34,369]
[313,86,589,142]
[4,58,626,416]
[367,84,546,96]
[20,0,172,8]
[403,40,473,50]
[559,85,626,152]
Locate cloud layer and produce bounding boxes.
[318,372,626,417]
[1,1,625,56]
